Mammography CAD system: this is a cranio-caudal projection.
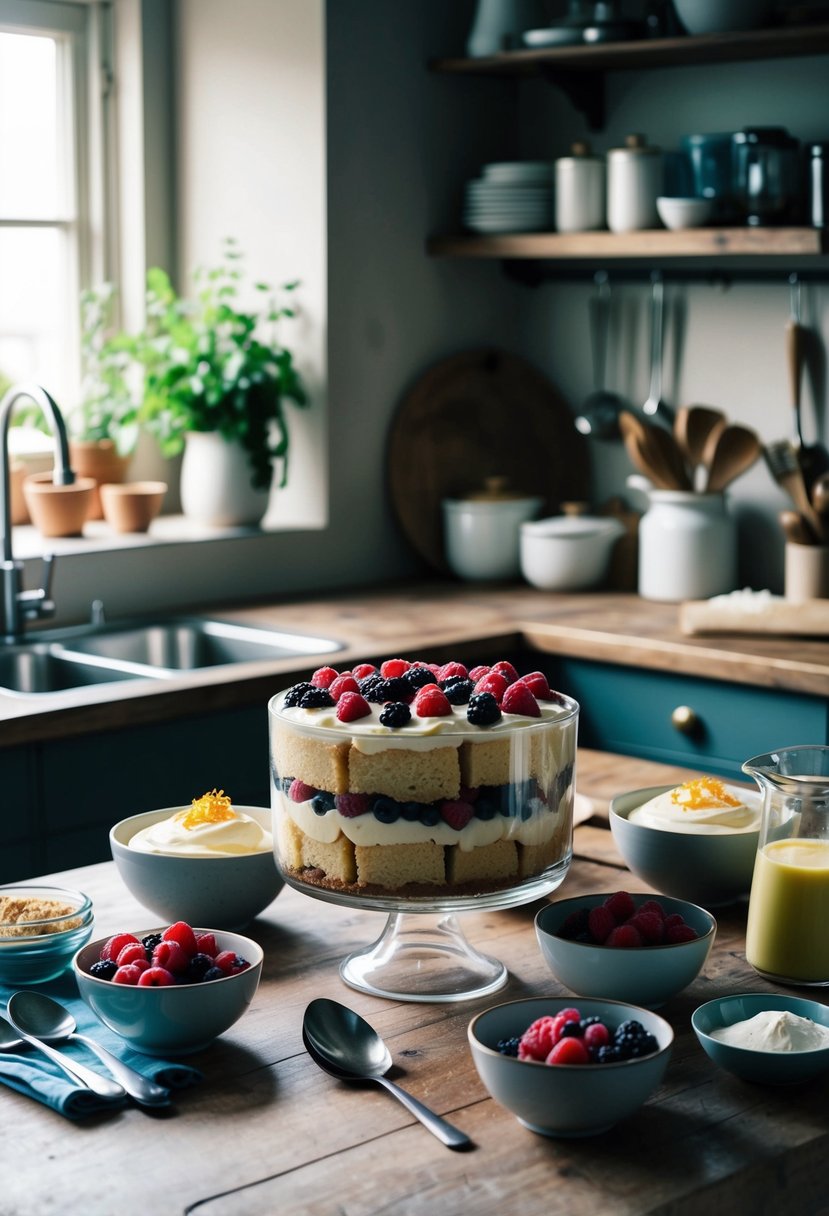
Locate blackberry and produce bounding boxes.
[497,1036,521,1058]
[442,677,474,705]
[579,1016,601,1032]
[90,959,118,981]
[185,952,215,982]
[559,1021,582,1038]
[311,791,336,815]
[466,692,502,727]
[613,1020,659,1060]
[283,681,314,708]
[364,675,409,704]
[141,932,163,954]
[296,686,335,709]
[595,1045,622,1064]
[358,673,383,696]
[373,796,400,824]
[379,701,411,729]
[402,666,436,692]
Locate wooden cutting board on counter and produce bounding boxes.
[680,593,829,636]
[387,348,590,571]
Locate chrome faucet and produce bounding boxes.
[1,384,75,642]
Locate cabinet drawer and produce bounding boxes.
[552,659,829,780]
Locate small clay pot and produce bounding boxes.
[22,472,96,538]
[69,440,132,519]
[100,481,167,534]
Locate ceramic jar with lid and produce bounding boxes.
[607,134,662,233]
[637,490,736,602]
[442,476,543,582]
[554,141,606,233]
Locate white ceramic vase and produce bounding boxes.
[638,490,736,602]
[179,431,271,527]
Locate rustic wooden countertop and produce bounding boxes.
[3,749,826,1216]
[2,581,828,746]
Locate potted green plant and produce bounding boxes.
[68,284,141,518]
[124,239,308,526]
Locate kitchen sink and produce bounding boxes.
[0,616,343,696]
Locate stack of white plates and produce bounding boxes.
[463,161,553,234]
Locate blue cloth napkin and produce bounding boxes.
[0,972,203,1120]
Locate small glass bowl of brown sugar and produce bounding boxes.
[0,885,94,985]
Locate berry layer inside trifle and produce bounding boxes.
[269,658,578,899]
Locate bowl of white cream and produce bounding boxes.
[110,791,283,930]
[692,993,829,1085]
[610,778,761,908]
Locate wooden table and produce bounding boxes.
[3,750,828,1216]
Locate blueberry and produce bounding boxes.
[420,806,441,827]
[373,797,400,824]
[311,791,335,815]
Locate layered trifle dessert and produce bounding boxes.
[269,658,578,899]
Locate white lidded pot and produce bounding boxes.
[607,133,662,233]
[520,515,626,591]
[443,477,543,581]
[638,490,736,602]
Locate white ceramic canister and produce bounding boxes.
[555,141,606,233]
[442,477,543,581]
[607,134,662,233]
[638,491,737,602]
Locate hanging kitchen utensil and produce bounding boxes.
[703,423,762,492]
[785,273,829,494]
[575,271,624,440]
[764,438,825,541]
[642,272,671,421]
[674,404,727,488]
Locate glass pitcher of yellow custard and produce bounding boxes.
[744,746,829,986]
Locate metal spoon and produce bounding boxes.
[7,991,169,1107]
[303,998,471,1150]
[575,272,624,440]
[642,273,671,421]
[2,1007,124,1099]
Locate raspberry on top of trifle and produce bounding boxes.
[269,657,578,896]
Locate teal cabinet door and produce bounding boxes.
[550,659,829,780]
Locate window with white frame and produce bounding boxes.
[0,0,104,409]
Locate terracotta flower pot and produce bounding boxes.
[69,440,132,519]
[100,481,167,534]
[22,472,96,538]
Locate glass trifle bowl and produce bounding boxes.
[269,659,579,1002]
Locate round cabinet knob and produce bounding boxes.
[671,705,698,734]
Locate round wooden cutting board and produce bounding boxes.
[387,348,590,572]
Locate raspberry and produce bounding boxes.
[438,661,468,682]
[336,691,372,722]
[517,671,553,700]
[153,940,190,974]
[628,911,665,944]
[550,1008,582,1043]
[311,666,339,688]
[666,922,698,943]
[413,686,452,717]
[607,923,643,948]
[100,932,140,963]
[289,779,317,803]
[474,672,508,702]
[138,966,176,987]
[558,907,589,940]
[547,1037,590,1065]
[664,913,686,929]
[162,921,198,957]
[518,1016,557,1061]
[440,800,474,831]
[380,658,410,678]
[112,963,145,985]
[639,899,666,921]
[583,1022,610,1052]
[603,891,636,924]
[116,942,149,968]
[352,663,377,680]
[501,682,541,717]
[196,932,219,957]
[466,692,501,726]
[213,950,239,975]
[490,660,520,685]
[587,905,616,943]
[468,665,490,682]
[329,674,360,701]
[335,793,371,818]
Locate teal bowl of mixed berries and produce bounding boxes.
[468,996,673,1137]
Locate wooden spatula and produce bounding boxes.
[674,405,727,477]
[703,423,761,492]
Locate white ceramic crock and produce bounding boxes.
[638,490,736,602]
[443,490,543,581]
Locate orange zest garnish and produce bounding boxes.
[670,777,741,811]
[175,789,237,830]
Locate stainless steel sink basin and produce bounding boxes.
[60,617,342,671]
[0,615,342,696]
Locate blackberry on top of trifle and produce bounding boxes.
[270,656,578,898]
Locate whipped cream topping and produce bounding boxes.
[628,777,760,834]
[130,805,272,857]
[710,1010,829,1053]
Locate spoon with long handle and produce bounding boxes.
[642,273,670,421]
[7,991,170,1107]
[674,405,727,486]
[303,998,471,1150]
[2,1007,124,1099]
[702,423,762,492]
